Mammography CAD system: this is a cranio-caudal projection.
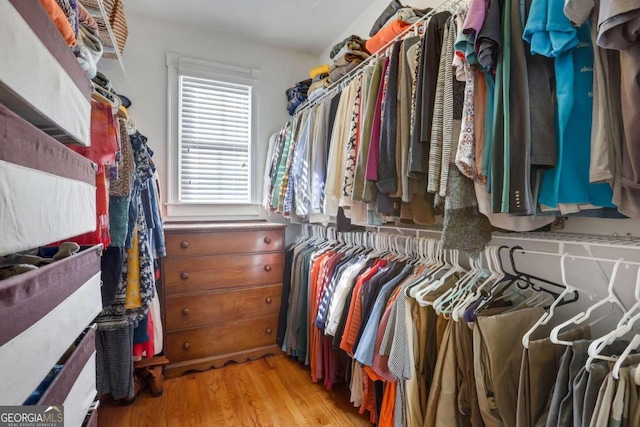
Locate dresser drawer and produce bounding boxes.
[166,284,282,331]
[166,229,283,257]
[163,253,283,295]
[166,317,279,363]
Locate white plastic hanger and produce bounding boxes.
[522,253,576,348]
[436,255,487,317]
[586,266,640,366]
[550,258,627,347]
[421,249,466,298]
[612,334,640,379]
[414,249,458,306]
[91,82,122,115]
[434,256,477,313]
[451,247,494,322]
[407,241,445,298]
[452,245,503,322]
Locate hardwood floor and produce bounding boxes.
[98,354,371,427]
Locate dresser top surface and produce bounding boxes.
[163,221,286,232]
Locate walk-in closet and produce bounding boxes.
[1,0,640,426]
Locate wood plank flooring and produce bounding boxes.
[98,354,371,427]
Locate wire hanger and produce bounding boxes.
[550,258,627,347]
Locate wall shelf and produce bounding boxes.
[83,0,126,76]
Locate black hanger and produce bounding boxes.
[473,245,579,316]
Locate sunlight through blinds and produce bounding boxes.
[179,75,252,203]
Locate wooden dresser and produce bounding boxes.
[161,222,285,378]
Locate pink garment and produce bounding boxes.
[365,57,390,181]
[463,0,489,35]
[133,311,155,358]
[370,299,397,383]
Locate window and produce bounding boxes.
[167,53,261,219]
[179,76,251,203]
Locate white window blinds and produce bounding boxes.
[178,75,252,203]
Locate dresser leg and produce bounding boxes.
[133,356,170,398]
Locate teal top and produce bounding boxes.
[524,0,614,208]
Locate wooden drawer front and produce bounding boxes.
[164,253,283,295]
[166,229,283,257]
[166,285,282,331]
[166,317,279,363]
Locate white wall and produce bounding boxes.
[100,11,318,218]
[319,0,442,62]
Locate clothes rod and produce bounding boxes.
[292,0,468,116]
[512,249,640,267]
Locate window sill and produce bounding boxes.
[164,203,264,222]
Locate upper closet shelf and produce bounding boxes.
[0,0,92,145]
[82,0,127,75]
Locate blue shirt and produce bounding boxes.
[353,265,413,366]
[524,0,614,208]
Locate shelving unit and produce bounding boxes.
[83,0,127,75]
[0,2,102,423]
[0,0,92,145]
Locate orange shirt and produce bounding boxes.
[340,259,387,354]
[365,20,411,54]
[39,0,77,46]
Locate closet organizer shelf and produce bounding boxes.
[0,245,102,406]
[369,224,640,251]
[0,103,97,257]
[161,222,286,378]
[0,0,92,145]
[82,0,126,74]
[36,328,98,427]
[292,0,466,116]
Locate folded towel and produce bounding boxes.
[330,35,368,59]
[310,64,330,79]
[78,3,98,33]
[396,8,420,24]
[332,41,370,63]
[40,0,76,46]
[307,76,329,96]
[329,60,362,83]
[365,20,411,54]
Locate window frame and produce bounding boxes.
[166,53,261,220]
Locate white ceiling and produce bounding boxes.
[124,0,375,55]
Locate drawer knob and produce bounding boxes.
[183,342,191,350]
[181,272,189,280]
[264,265,272,272]
[265,297,273,304]
[266,328,273,335]
[180,241,189,249]
[182,308,190,316]
[264,237,272,244]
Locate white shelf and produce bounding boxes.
[84,0,126,76]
